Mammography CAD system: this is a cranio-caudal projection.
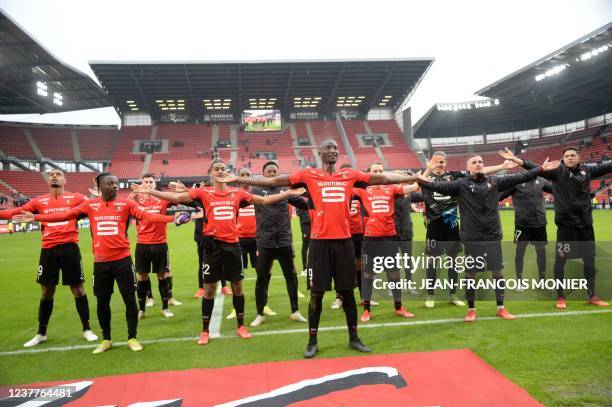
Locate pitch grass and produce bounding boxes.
[0,211,611,406]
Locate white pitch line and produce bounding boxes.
[209,284,224,338]
[1,309,610,357]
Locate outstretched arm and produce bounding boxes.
[589,161,612,179]
[215,174,291,188]
[483,160,519,174]
[15,206,84,223]
[131,183,193,204]
[128,203,175,224]
[369,172,420,186]
[419,179,462,196]
[250,188,306,206]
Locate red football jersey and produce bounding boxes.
[288,168,371,239]
[188,187,253,243]
[348,199,364,235]
[353,185,405,237]
[237,205,256,238]
[0,192,87,248]
[134,196,174,244]
[34,198,173,262]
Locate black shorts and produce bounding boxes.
[426,218,461,256]
[256,245,295,276]
[463,241,503,273]
[514,226,547,246]
[93,256,136,297]
[203,237,243,284]
[352,233,364,258]
[239,237,257,269]
[555,225,595,260]
[307,238,356,292]
[135,243,170,274]
[362,235,400,276]
[37,243,84,286]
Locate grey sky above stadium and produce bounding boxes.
[0,0,611,126]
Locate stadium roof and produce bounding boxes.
[414,22,612,139]
[89,58,433,117]
[0,8,111,114]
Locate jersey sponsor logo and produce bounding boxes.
[321,186,346,202]
[213,205,234,220]
[97,221,119,236]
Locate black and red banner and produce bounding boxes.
[0,349,542,406]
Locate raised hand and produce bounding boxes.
[541,157,560,171]
[502,159,519,170]
[12,211,35,223]
[131,182,153,194]
[498,147,516,161]
[190,207,204,220]
[403,183,420,194]
[286,187,306,196]
[214,174,237,184]
[169,180,187,192]
[414,171,432,183]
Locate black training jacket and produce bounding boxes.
[522,159,612,228]
[420,167,541,241]
[498,176,553,227]
[251,186,308,248]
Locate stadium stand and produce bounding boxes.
[0,171,47,197]
[108,126,150,178]
[0,124,37,160]
[366,119,422,169]
[76,128,116,161]
[148,124,213,177]
[29,127,73,161]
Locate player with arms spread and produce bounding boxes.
[218,140,423,358]
[15,173,187,353]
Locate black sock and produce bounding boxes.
[536,247,547,280]
[282,266,299,313]
[120,289,138,340]
[201,298,214,332]
[584,256,596,299]
[167,275,173,298]
[158,278,169,310]
[96,295,112,340]
[308,292,324,345]
[38,298,54,336]
[137,280,148,311]
[394,300,402,311]
[466,274,476,309]
[145,279,153,299]
[339,290,358,342]
[553,256,567,298]
[493,273,504,307]
[255,271,267,315]
[515,244,527,280]
[75,295,91,331]
[448,266,458,295]
[426,265,437,296]
[363,300,371,311]
[233,294,245,327]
